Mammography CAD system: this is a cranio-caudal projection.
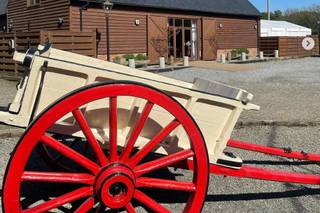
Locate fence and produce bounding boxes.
[0,31,96,73]
[41,31,97,57]
[259,36,319,57]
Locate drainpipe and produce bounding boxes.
[80,1,90,32]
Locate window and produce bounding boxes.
[169,18,174,27]
[175,19,182,27]
[28,0,41,7]
[184,20,191,27]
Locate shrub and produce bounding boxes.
[123,54,135,61]
[135,54,148,61]
[231,48,249,57]
[113,56,122,64]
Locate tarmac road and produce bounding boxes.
[0,57,320,212]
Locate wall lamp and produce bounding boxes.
[218,23,223,28]
[58,17,64,27]
[8,19,13,32]
[135,19,140,26]
[102,0,114,12]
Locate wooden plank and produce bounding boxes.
[7,0,69,32]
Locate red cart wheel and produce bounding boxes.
[3,82,209,212]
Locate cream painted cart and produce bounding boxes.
[2,45,320,213]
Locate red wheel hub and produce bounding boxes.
[95,164,135,209]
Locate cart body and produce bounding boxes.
[0,45,259,165]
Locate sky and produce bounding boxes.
[249,0,320,12]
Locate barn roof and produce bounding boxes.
[76,0,260,17]
[0,0,7,15]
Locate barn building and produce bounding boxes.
[7,0,261,63]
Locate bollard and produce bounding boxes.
[274,50,279,58]
[159,57,165,69]
[183,56,189,66]
[169,55,175,65]
[241,52,246,61]
[128,59,135,68]
[227,52,232,62]
[221,54,226,64]
[259,51,264,60]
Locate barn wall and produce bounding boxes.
[9,1,258,61]
[69,5,107,58]
[7,0,69,32]
[215,18,258,49]
[70,6,147,59]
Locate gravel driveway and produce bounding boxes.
[162,57,320,123]
[1,57,320,212]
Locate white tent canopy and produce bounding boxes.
[260,20,312,37]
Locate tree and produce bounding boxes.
[260,10,283,20]
[283,6,320,35]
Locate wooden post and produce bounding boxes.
[92,31,97,58]
[14,31,18,73]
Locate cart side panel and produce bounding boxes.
[188,99,242,163]
[35,67,89,115]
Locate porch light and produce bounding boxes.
[8,20,13,32]
[102,0,114,12]
[58,17,64,27]
[219,23,223,28]
[135,19,140,26]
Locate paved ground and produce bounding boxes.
[0,57,320,212]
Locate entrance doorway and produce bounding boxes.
[168,18,197,60]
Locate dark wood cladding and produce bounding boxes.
[70,7,147,56]
[7,0,69,32]
[215,18,258,49]
[109,10,147,54]
[70,6,107,57]
[7,1,259,61]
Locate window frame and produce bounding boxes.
[27,0,41,7]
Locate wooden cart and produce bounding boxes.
[1,44,320,213]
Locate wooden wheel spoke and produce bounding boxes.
[22,186,93,213]
[125,202,136,213]
[41,135,100,175]
[74,196,95,213]
[134,190,170,213]
[134,149,194,177]
[109,97,118,161]
[136,177,196,192]
[73,109,109,166]
[129,120,180,167]
[22,171,95,185]
[121,102,154,161]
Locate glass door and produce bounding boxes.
[168,18,198,61]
